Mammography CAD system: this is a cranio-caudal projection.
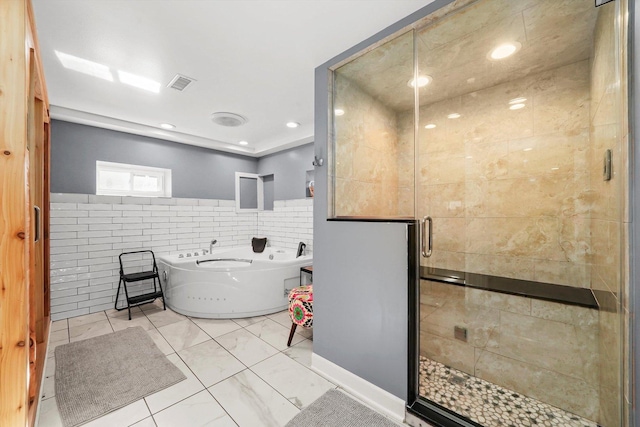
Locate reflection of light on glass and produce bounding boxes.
[509,97,527,104]
[447,113,461,119]
[99,170,130,191]
[133,175,159,192]
[55,51,113,81]
[510,103,526,110]
[489,42,521,60]
[335,109,345,116]
[407,75,432,88]
[424,124,436,129]
[523,147,533,151]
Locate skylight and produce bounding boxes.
[54,51,113,81]
[117,70,161,93]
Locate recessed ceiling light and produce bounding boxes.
[117,70,161,93]
[239,140,249,146]
[447,113,461,119]
[424,124,437,129]
[509,103,526,110]
[551,167,559,170]
[159,123,175,129]
[407,75,432,88]
[523,147,533,152]
[54,51,113,81]
[335,109,345,116]
[286,122,300,128]
[509,97,527,104]
[488,42,521,60]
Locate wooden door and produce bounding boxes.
[0,1,50,425]
[27,48,49,416]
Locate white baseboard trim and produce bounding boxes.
[311,353,406,423]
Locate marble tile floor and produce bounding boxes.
[38,303,341,427]
[418,357,598,427]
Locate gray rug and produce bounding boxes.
[55,326,186,427]
[285,389,400,427]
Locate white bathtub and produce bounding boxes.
[157,246,312,318]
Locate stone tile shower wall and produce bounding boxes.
[333,76,401,217]
[419,280,600,421]
[399,60,592,288]
[49,193,313,320]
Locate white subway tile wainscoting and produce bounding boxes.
[50,194,313,321]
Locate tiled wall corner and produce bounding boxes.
[257,199,314,253]
[49,194,313,320]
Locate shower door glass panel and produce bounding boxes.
[413,1,626,426]
[330,31,415,219]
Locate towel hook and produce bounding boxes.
[312,156,324,167]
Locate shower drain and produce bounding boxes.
[448,374,467,386]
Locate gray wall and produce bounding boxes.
[238,176,258,209]
[257,143,314,200]
[51,120,258,199]
[51,120,314,202]
[313,221,410,398]
[312,0,454,401]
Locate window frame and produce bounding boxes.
[235,172,264,212]
[96,161,172,198]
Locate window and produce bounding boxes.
[96,161,172,197]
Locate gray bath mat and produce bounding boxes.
[285,389,400,427]
[55,326,185,427]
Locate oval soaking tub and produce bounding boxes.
[157,246,312,318]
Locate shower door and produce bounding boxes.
[411,0,627,426]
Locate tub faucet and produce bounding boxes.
[296,242,306,258]
[210,239,218,253]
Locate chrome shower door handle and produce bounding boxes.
[421,216,433,258]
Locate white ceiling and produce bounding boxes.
[33,0,434,157]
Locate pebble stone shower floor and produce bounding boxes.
[419,357,598,427]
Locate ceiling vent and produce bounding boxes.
[211,112,248,127]
[167,74,195,91]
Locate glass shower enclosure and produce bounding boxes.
[330,0,629,426]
